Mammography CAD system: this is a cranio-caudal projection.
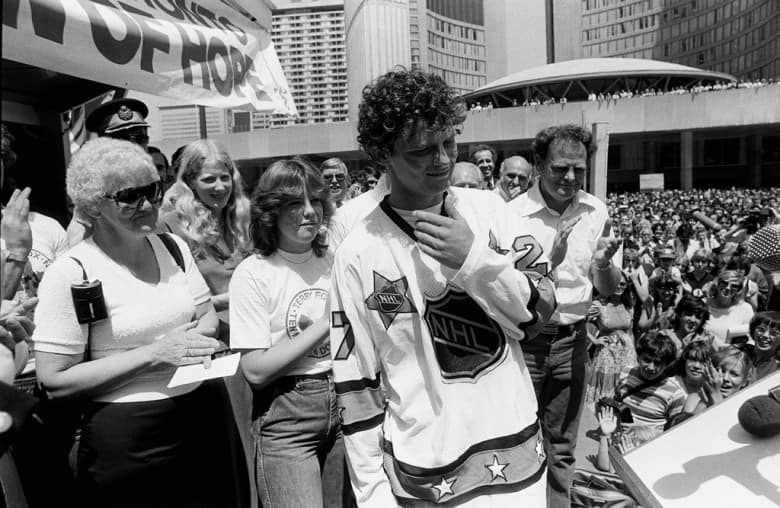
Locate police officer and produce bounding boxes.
[68,98,152,245]
[85,98,150,150]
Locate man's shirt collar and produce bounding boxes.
[526,184,599,216]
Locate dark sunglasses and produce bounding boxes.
[106,181,162,210]
[323,173,345,181]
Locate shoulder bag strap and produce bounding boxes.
[157,233,185,272]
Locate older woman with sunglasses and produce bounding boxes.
[32,138,224,507]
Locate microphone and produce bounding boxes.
[738,387,780,438]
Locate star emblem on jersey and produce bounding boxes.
[485,454,508,481]
[488,230,508,255]
[431,476,456,500]
[365,272,417,329]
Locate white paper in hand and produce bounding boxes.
[167,353,241,388]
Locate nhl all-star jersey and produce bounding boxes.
[329,187,556,507]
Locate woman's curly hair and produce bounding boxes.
[357,68,467,163]
[67,138,156,218]
[250,158,333,257]
[159,140,251,254]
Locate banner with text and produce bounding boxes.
[2,0,296,114]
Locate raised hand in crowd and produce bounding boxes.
[413,194,475,270]
[2,187,33,300]
[0,297,37,383]
[615,433,637,455]
[698,361,725,407]
[594,218,622,268]
[596,405,618,472]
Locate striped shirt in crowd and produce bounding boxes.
[617,367,686,434]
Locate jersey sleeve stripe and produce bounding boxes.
[342,412,385,436]
[338,385,384,424]
[334,372,382,394]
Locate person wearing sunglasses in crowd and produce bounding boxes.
[31,138,227,507]
[157,139,254,506]
[704,267,755,349]
[230,158,353,507]
[320,157,350,208]
[66,98,154,247]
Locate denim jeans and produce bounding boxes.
[522,321,590,508]
[252,374,352,508]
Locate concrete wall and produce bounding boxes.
[155,86,780,161]
[459,86,780,143]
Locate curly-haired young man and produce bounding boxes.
[329,68,556,506]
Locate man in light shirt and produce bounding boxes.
[504,124,622,508]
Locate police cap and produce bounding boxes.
[86,98,150,135]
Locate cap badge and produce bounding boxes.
[117,105,133,121]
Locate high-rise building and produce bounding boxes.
[347,0,503,118]
[412,0,488,95]
[257,0,348,128]
[575,0,779,79]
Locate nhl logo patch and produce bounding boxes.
[117,105,134,121]
[376,291,403,313]
[365,272,417,329]
[423,287,506,381]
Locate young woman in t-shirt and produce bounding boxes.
[229,158,352,507]
[157,139,254,506]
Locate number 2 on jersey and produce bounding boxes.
[512,235,549,276]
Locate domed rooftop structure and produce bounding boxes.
[463,58,736,107]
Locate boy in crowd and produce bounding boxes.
[615,331,686,439]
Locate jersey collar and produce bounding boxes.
[379,191,449,241]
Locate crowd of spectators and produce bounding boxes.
[467,78,778,111]
[2,85,779,505]
[589,186,780,471]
